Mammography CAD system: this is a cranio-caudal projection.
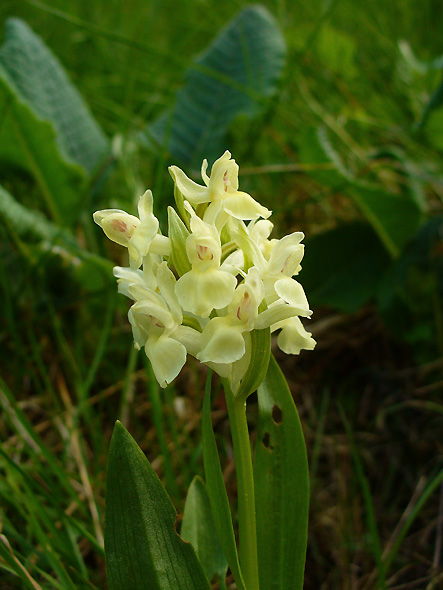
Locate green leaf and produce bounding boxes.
[0,19,109,223]
[142,6,286,167]
[301,222,391,313]
[105,421,210,590]
[201,373,246,590]
[0,185,113,290]
[298,126,353,189]
[349,184,422,258]
[0,18,109,175]
[181,476,227,586]
[254,354,309,590]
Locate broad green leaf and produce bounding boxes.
[0,18,109,175]
[298,126,422,256]
[301,222,391,313]
[0,184,73,244]
[181,476,228,586]
[201,373,246,590]
[142,6,286,167]
[349,184,422,257]
[105,421,210,590]
[0,82,85,223]
[0,185,113,290]
[0,19,109,223]
[298,126,354,189]
[254,354,309,590]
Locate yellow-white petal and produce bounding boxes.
[169,166,209,204]
[175,268,237,318]
[94,211,140,247]
[274,277,311,316]
[223,192,271,221]
[276,317,316,355]
[145,334,187,388]
[197,316,246,364]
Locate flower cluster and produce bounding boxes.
[94,151,316,391]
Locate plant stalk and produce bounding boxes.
[223,379,259,590]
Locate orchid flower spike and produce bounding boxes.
[94,152,316,390]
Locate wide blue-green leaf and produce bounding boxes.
[0,18,109,174]
[201,373,246,590]
[105,421,210,590]
[254,354,309,590]
[0,19,109,223]
[142,6,286,167]
[181,476,228,587]
[298,125,422,257]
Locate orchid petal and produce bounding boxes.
[197,317,246,364]
[275,317,316,355]
[169,166,209,204]
[113,267,145,299]
[156,262,182,323]
[94,211,140,247]
[254,302,301,330]
[138,190,154,220]
[175,325,202,357]
[223,191,271,221]
[274,277,311,316]
[145,334,187,388]
[175,268,237,317]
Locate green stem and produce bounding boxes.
[223,379,259,590]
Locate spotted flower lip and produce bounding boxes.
[169,151,271,228]
[175,203,237,317]
[127,262,201,388]
[94,151,316,390]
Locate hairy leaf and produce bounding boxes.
[142,6,286,167]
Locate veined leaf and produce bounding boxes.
[105,421,210,590]
[181,476,227,586]
[0,19,109,223]
[0,18,109,174]
[142,6,286,168]
[254,354,309,590]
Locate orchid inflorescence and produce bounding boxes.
[94,151,316,392]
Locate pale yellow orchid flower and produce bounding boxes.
[127,262,201,387]
[169,151,271,229]
[93,190,170,269]
[175,203,237,317]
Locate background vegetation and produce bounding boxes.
[0,0,442,588]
